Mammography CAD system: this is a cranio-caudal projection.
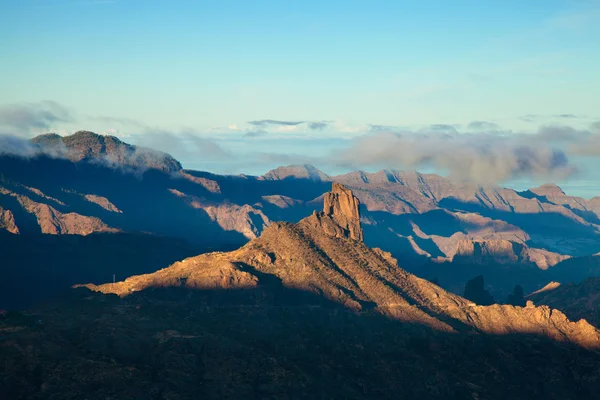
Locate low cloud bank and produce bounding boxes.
[2,117,600,184]
[333,127,585,184]
[0,101,72,135]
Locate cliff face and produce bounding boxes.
[0,186,117,235]
[0,206,18,234]
[317,182,363,241]
[84,184,600,348]
[453,239,569,269]
[168,188,270,240]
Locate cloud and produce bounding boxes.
[537,125,583,141]
[468,121,500,130]
[251,152,318,166]
[308,121,330,130]
[518,114,539,123]
[248,119,331,131]
[533,125,600,157]
[248,119,305,127]
[333,130,575,184]
[518,114,582,124]
[88,115,146,128]
[132,129,232,161]
[0,135,40,157]
[0,133,69,159]
[427,124,459,134]
[0,101,72,135]
[243,130,268,138]
[369,124,401,132]
[554,114,578,119]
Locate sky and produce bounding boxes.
[1,0,600,196]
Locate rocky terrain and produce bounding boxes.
[2,131,600,305]
[84,184,600,348]
[2,184,600,399]
[529,277,600,327]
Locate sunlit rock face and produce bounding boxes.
[320,182,363,241]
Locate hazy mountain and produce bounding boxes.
[31,131,182,173]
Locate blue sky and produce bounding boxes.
[1,0,600,196]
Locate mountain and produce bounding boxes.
[529,277,600,327]
[84,184,600,347]
[31,131,182,173]
[2,184,600,399]
[260,164,331,181]
[3,131,600,304]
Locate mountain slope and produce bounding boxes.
[85,184,600,348]
[3,133,600,304]
[529,277,600,327]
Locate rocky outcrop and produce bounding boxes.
[168,188,270,239]
[463,275,495,305]
[333,171,438,214]
[83,194,122,213]
[527,247,571,269]
[506,285,526,306]
[85,185,600,348]
[0,206,18,234]
[261,195,303,209]
[202,203,270,240]
[180,171,221,193]
[312,182,363,241]
[453,239,569,269]
[530,281,561,296]
[0,187,117,235]
[530,183,567,198]
[25,201,116,235]
[454,240,527,264]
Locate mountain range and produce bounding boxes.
[2,181,600,399]
[2,131,600,308]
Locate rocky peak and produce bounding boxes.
[31,131,182,173]
[319,183,363,241]
[261,164,330,181]
[530,183,566,197]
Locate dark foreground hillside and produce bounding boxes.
[1,286,600,400]
[0,232,205,309]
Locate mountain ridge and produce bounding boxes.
[83,183,600,348]
[2,131,600,303]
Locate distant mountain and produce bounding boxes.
[32,131,182,173]
[260,164,331,181]
[2,184,600,399]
